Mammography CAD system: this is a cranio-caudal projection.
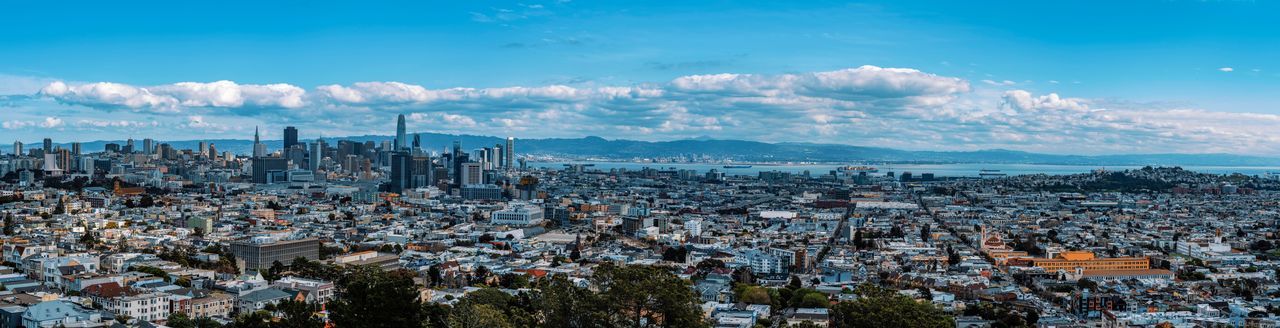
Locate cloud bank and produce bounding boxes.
[15,65,1280,155]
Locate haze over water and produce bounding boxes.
[531,161,1280,177]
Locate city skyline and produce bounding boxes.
[4,1,1280,156]
[3,3,1280,327]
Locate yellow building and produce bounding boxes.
[1028,251,1149,272]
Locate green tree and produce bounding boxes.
[593,263,708,328]
[167,313,194,328]
[275,299,323,328]
[829,284,953,328]
[448,302,513,328]
[463,288,513,308]
[427,265,443,287]
[737,286,772,305]
[328,266,424,328]
[539,274,609,328]
[498,273,530,289]
[79,223,96,244]
[231,310,272,328]
[1077,278,1099,291]
[420,303,451,328]
[3,214,13,235]
[266,260,286,281]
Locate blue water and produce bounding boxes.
[528,161,1280,177]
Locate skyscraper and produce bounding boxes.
[395,114,407,151]
[460,162,483,185]
[309,139,322,172]
[253,126,267,157]
[494,144,504,168]
[13,141,22,157]
[43,138,52,153]
[283,126,299,149]
[251,157,289,184]
[143,138,154,154]
[389,151,413,193]
[505,137,515,169]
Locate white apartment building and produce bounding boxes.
[490,204,545,226]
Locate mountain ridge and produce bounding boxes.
[38,134,1280,167]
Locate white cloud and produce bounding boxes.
[41,81,179,112]
[18,66,1280,155]
[40,80,305,112]
[1,117,64,129]
[40,117,63,128]
[1,120,35,129]
[75,119,158,128]
[1219,67,1234,72]
[1001,90,1090,112]
[153,81,306,109]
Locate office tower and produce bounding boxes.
[158,144,174,159]
[229,238,320,271]
[208,144,217,158]
[363,141,376,160]
[412,156,432,189]
[71,142,81,156]
[57,148,71,174]
[13,141,22,157]
[78,157,95,174]
[285,147,307,170]
[484,147,498,170]
[494,144,504,168]
[41,153,62,176]
[104,143,120,153]
[143,138,154,154]
[125,138,135,153]
[395,114,407,151]
[283,126,299,149]
[199,141,207,156]
[474,148,488,169]
[251,157,289,184]
[253,126,267,157]
[412,133,421,150]
[309,140,322,172]
[505,137,515,168]
[460,162,483,185]
[389,151,413,193]
[452,153,468,187]
[43,138,52,152]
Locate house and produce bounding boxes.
[784,308,830,327]
[271,276,335,303]
[235,287,292,313]
[82,282,171,323]
[109,292,171,323]
[168,288,233,319]
[19,300,110,328]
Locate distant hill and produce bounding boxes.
[46,134,1280,166]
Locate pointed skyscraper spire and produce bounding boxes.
[252,125,267,157]
[395,114,407,151]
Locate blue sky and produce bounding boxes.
[3,0,1280,155]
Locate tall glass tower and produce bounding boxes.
[395,114,407,151]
